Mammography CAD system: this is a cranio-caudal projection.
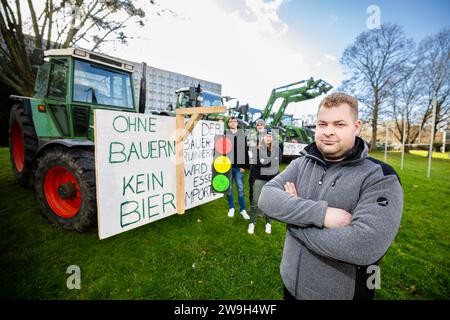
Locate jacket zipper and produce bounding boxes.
[331,174,342,187]
[318,169,341,203]
[318,171,326,185]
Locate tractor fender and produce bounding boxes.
[9,95,32,116]
[35,139,94,160]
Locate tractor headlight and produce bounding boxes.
[74,49,87,57]
[124,64,134,71]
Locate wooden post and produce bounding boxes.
[175,106,225,214]
[176,113,186,214]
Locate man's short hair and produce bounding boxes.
[256,119,266,126]
[318,92,359,120]
[228,116,237,123]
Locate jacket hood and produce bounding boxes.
[300,136,368,167]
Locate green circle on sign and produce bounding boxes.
[212,174,230,192]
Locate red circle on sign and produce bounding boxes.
[215,136,232,154]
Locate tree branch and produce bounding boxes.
[27,0,41,48]
[46,0,53,49]
[90,16,131,51]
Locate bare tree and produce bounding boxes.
[386,67,423,150]
[340,23,415,150]
[416,27,450,144]
[0,0,150,95]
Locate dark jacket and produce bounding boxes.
[258,137,403,300]
[250,142,282,181]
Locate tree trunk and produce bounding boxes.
[371,92,379,151]
[371,113,378,151]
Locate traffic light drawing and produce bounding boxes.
[211,135,232,193]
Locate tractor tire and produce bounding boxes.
[35,148,97,232]
[9,103,39,188]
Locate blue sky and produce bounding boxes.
[279,0,450,62]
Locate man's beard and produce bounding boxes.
[317,144,351,161]
[317,138,359,162]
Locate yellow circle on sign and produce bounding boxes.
[214,156,231,173]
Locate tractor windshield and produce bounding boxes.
[281,115,293,127]
[201,92,222,107]
[73,59,134,109]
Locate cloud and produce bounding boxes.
[324,54,337,61]
[101,0,343,117]
[244,0,288,35]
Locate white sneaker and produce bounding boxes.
[228,208,235,217]
[265,223,272,234]
[240,209,250,220]
[248,223,255,234]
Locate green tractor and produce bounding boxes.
[278,114,311,143]
[8,47,144,232]
[175,85,250,129]
[257,78,333,144]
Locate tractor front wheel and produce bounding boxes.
[35,148,97,232]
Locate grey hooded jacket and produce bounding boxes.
[258,137,403,300]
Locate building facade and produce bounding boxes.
[132,63,222,113]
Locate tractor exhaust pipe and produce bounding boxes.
[138,62,147,113]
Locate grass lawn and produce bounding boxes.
[0,147,448,299]
[408,150,450,160]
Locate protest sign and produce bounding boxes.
[94,109,222,239]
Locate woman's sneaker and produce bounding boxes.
[265,223,272,234]
[228,208,235,217]
[240,209,250,220]
[248,223,255,234]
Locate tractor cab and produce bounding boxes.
[175,85,223,109]
[29,48,137,141]
[8,48,140,231]
[281,114,293,127]
[174,86,251,129]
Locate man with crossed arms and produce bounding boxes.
[259,92,403,300]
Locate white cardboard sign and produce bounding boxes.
[283,142,308,156]
[184,121,223,210]
[94,109,222,239]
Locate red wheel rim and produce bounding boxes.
[11,121,25,172]
[44,166,81,218]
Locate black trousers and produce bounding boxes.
[248,173,255,203]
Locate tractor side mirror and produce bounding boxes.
[188,86,197,101]
[238,104,249,116]
[31,48,45,66]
